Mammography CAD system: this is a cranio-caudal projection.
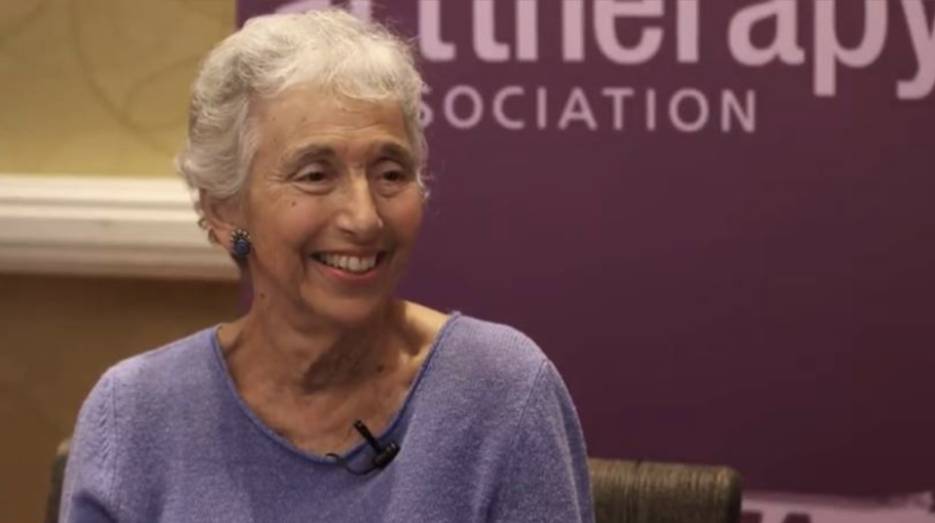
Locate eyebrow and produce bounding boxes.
[279,141,416,172]
[280,144,337,172]
[374,142,416,166]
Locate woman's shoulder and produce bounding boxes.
[104,327,219,389]
[85,327,223,426]
[422,312,552,404]
[65,327,239,518]
[407,312,582,482]
[443,313,548,369]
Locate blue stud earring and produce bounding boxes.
[231,228,252,259]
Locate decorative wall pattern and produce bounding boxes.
[0,0,234,176]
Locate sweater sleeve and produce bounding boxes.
[60,370,120,522]
[488,361,595,523]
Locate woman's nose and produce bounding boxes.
[335,176,384,241]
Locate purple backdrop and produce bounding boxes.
[237,0,935,496]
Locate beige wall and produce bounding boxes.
[0,273,240,523]
[0,0,234,176]
[0,1,238,521]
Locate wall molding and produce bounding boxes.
[0,174,238,281]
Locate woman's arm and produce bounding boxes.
[488,361,594,522]
[60,371,120,522]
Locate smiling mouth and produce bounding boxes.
[311,252,387,274]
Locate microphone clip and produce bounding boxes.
[353,420,399,469]
[328,419,400,476]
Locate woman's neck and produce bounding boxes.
[216,298,448,454]
[221,299,409,397]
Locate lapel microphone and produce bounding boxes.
[327,419,400,475]
[353,420,400,469]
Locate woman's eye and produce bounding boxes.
[375,161,411,185]
[381,170,405,182]
[297,169,327,182]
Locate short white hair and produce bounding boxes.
[176,8,426,207]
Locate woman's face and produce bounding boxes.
[237,84,423,325]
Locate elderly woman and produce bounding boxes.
[61,9,592,522]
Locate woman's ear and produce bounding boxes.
[200,189,243,251]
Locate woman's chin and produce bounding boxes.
[249,264,402,327]
[302,292,391,327]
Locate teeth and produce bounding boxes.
[316,253,378,273]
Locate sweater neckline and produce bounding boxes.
[207,311,463,466]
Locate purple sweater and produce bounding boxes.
[61,313,594,522]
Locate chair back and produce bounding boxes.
[45,439,70,523]
[589,458,742,523]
